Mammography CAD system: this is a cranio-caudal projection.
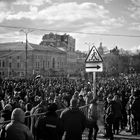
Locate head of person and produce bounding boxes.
[70,98,78,108]
[2,104,12,121]
[11,108,25,123]
[47,103,58,113]
[79,95,84,100]
[113,94,119,101]
[4,104,12,112]
[107,95,112,103]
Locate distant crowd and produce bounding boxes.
[0,74,139,140]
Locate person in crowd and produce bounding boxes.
[60,98,86,140]
[35,103,62,140]
[112,94,122,134]
[5,108,33,140]
[87,97,99,140]
[30,100,47,139]
[85,91,93,105]
[131,89,140,135]
[126,93,135,133]
[104,95,114,140]
[25,103,32,129]
[78,95,86,107]
[1,104,12,122]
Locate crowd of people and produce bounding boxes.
[0,74,139,140]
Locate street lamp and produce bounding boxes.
[20,29,33,78]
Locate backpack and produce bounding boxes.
[0,125,6,140]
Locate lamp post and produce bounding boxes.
[20,29,33,79]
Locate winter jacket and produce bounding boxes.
[113,100,122,119]
[35,111,63,140]
[5,121,33,140]
[131,96,140,118]
[60,107,86,140]
[105,101,114,124]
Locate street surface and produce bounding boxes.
[82,129,140,140]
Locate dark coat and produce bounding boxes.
[105,101,114,124]
[35,111,62,140]
[131,96,140,118]
[113,100,122,119]
[60,107,86,140]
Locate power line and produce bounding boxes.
[0,25,140,38]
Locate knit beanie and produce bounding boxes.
[11,108,25,123]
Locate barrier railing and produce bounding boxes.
[0,104,90,127]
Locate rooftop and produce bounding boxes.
[0,42,66,54]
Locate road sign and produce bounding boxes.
[86,63,103,72]
[85,46,103,63]
[85,46,103,72]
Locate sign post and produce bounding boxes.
[85,46,103,98]
[93,72,96,96]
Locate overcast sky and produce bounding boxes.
[0,0,140,52]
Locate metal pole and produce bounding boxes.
[25,33,28,79]
[20,29,34,79]
[93,72,96,98]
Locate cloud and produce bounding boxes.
[131,0,140,6]
[104,0,113,4]
[7,6,38,20]
[101,17,125,27]
[0,1,125,41]
[129,0,140,19]
[129,22,140,31]
[13,0,52,6]
[6,2,109,21]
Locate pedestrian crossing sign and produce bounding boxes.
[85,46,103,63]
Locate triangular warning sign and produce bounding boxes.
[85,46,103,63]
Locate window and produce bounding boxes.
[17,63,20,68]
[9,63,12,68]
[35,62,40,69]
[17,56,20,59]
[36,62,38,69]
[2,61,5,67]
[52,58,55,68]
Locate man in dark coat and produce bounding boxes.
[104,95,114,140]
[35,103,63,140]
[60,98,86,140]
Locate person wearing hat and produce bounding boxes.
[35,103,62,140]
[5,108,33,140]
[60,98,86,140]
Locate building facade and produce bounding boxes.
[0,42,67,78]
[40,33,77,75]
[0,33,86,79]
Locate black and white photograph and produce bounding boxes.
[0,0,140,140]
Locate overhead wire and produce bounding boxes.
[0,25,140,38]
